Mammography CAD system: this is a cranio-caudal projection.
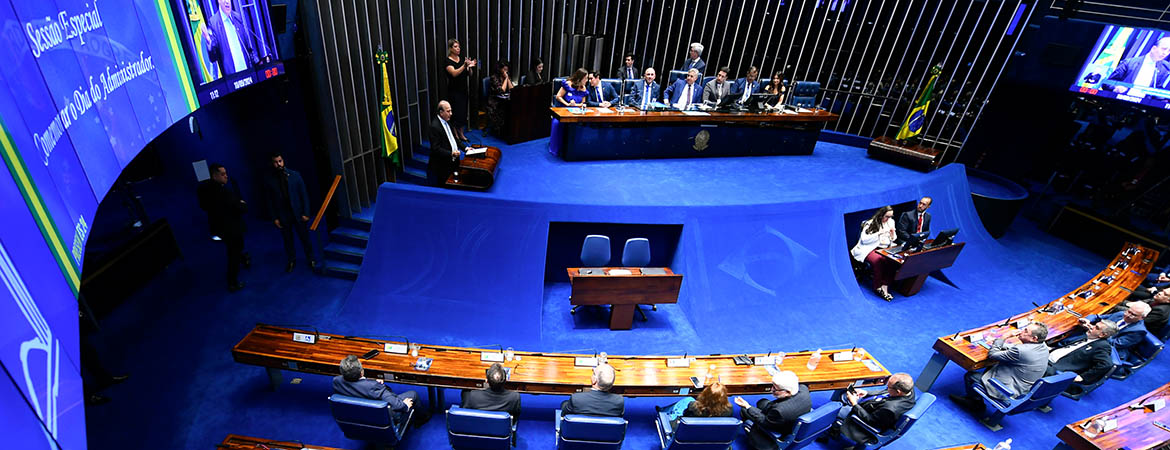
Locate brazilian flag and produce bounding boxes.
[375,50,400,167]
[185,0,219,83]
[896,65,942,141]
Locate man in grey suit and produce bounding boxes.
[561,364,624,416]
[703,67,732,107]
[949,323,1050,412]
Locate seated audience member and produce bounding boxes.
[662,380,733,429]
[850,206,899,301]
[762,72,786,106]
[895,197,932,243]
[732,66,762,104]
[615,53,638,80]
[486,60,515,136]
[1132,271,1170,300]
[949,324,1049,412]
[555,68,589,107]
[333,355,427,425]
[664,68,703,110]
[526,58,545,85]
[703,66,732,107]
[1046,321,1118,392]
[680,42,706,74]
[1145,289,1170,335]
[461,362,521,424]
[428,100,470,187]
[586,71,618,108]
[1076,302,1149,362]
[734,371,811,450]
[632,68,661,109]
[825,373,916,447]
[561,364,624,416]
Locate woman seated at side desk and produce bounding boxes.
[556,68,589,107]
[661,381,733,428]
[851,205,898,301]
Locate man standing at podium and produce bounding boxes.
[896,196,932,243]
[429,100,469,186]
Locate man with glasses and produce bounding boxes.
[823,373,917,447]
[734,371,810,450]
[1075,302,1149,363]
[1046,321,1118,394]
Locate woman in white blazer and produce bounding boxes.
[850,206,897,300]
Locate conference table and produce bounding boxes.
[877,240,966,296]
[916,243,1157,391]
[233,325,892,411]
[1056,381,1170,450]
[930,444,989,450]
[445,146,501,191]
[549,107,838,161]
[218,434,345,450]
[567,267,682,330]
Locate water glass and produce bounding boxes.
[505,347,514,362]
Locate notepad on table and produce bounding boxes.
[608,269,633,275]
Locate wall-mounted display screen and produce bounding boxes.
[1070,25,1170,109]
[169,0,284,105]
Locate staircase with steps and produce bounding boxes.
[321,215,371,280]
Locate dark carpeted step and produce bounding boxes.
[323,242,365,264]
[330,227,369,248]
[323,260,360,280]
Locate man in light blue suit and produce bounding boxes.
[585,71,619,107]
[663,69,703,109]
[631,67,661,109]
[731,66,763,104]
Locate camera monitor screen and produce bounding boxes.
[1070,25,1170,110]
[169,0,284,105]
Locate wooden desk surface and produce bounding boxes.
[930,444,989,450]
[566,267,680,279]
[549,107,839,124]
[932,243,1157,371]
[219,434,347,450]
[233,325,891,396]
[1057,381,1170,450]
[446,146,501,190]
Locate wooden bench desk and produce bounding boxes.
[1056,381,1170,450]
[929,444,989,450]
[233,325,892,410]
[916,243,1157,391]
[567,267,682,330]
[218,434,347,450]
[877,241,966,296]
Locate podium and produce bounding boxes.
[445,146,501,191]
[878,241,965,296]
[566,267,682,330]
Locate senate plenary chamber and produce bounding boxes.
[4,0,1170,449]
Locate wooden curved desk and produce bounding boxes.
[1057,381,1170,450]
[445,146,501,190]
[916,243,1157,391]
[233,325,891,406]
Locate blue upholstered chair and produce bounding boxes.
[839,391,935,449]
[1061,347,1121,400]
[482,76,491,98]
[701,76,715,88]
[572,235,612,315]
[621,237,654,321]
[790,81,821,109]
[654,414,741,449]
[328,394,413,447]
[519,75,527,85]
[551,77,568,106]
[555,409,628,449]
[667,70,688,87]
[620,79,639,104]
[601,78,622,101]
[446,405,516,449]
[971,371,1077,431]
[1111,333,1163,380]
[742,401,839,449]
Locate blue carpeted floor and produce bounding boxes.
[83,131,1169,449]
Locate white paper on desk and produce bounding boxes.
[681,110,710,116]
[608,269,633,275]
[594,108,615,114]
[481,352,505,362]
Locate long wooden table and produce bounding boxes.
[549,107,837,161]
[445,146,501,191]
[218,434,347,450]
[233,325,892,410]
[877,241,966,296]
[916,243,1157,391]
[930,444,989,450]
[567,267,682,330]
[1056,381,1170,450]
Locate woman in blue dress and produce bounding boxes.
[555,68,589,107]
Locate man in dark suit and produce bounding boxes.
[679,42,706,74]
[1145,290,1170,337]
[1046,321,1118,392]
[826,373,917,448]
[664,69,703,110]
[428,100,469,187]
[1104,37,1170,95]
[333,355,427,425]
[202,0,257,75]
[614,53,639,80]
[1077,302,1150,363]
[732,66,763,104]
[197,163,249,291]
[561,364,624,416]
[950,324,1050,412]
[462,363,521,424]
[733,371,811,450]
[585,71,618,108]
[895,196,933,243]
[631,68,661,109]
[261,152,316,272]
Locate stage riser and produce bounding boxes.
[557,122,821,161]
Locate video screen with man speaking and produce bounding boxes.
[170,0,284,104]
[1070,25,1170,109]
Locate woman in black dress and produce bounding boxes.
[486,60,514,135]
[443,38,476,141]
[526,58,545,85]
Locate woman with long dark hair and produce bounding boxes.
[555,68,589,107]
[486,60,514,135]
[850,206,898,300]
[442,38,476,141]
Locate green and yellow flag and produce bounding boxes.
[896,64,942,141]
[375,50,400,167]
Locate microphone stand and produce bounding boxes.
[616,70,628,113]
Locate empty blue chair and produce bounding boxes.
[555,409,627,449]
[971,371,1077,431]
[1061,347,1121,400]
[519,75,527,85]
[741,401,839,449]
[446,405,515,449]
[329,394,413,447]
[572,235,612,315]
[654,414,740,449]
[840,391,935,449]
[621,238,653,321]
[1112,332,1163,380]
[790,81,821,109]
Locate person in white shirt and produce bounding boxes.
[664,69,702,110]
[1105,36,1170,96]
[202,0,257,75]
[851,206,898,300]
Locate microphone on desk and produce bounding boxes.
[260,322,320,344]
[364,335,412,353]
[950,332,960,341]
